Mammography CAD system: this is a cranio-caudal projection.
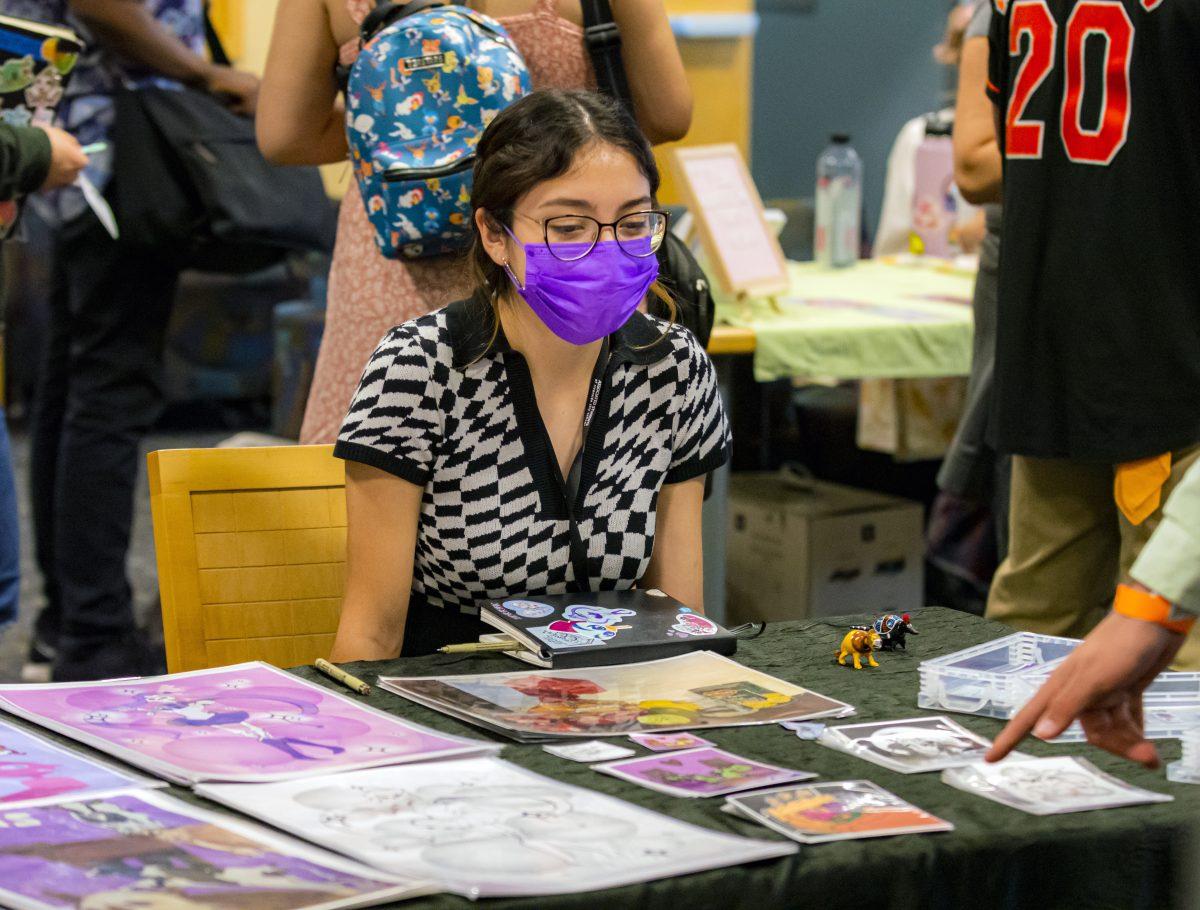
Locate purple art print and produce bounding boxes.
[595,747,815,798]
[0,663,494,784]
[0,791,427,910]
[0,719,161,809]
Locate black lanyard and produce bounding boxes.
[545,337,611,591]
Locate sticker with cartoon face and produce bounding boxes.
[667,608,719,638]
[526,605,636,649]
[494,599,555,620]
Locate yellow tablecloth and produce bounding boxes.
[714,258,976,382]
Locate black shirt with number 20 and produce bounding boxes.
[987,0,1200,462]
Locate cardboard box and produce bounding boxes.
[725,473,924,623]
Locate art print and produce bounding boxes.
[819,715,993,773]
[0,662,496,784]
[0,789,430,910]
[541,740,635,763]
[628,731,714,752]
[380,651,852,740]
[0,719,163,809]
[594,747,814,798]
[941,756,1174,816]
[726,780,954,843]
[198,757,796,898]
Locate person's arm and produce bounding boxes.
[329,461,423,662]
[257,0,349,165]
[68,0,259,114]
[0,124,51,201]
[611,0,692,144]
[953,35,1002,205]
[639,475,705,611]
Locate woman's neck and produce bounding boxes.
[498,294,603,382]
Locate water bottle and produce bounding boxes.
[815,133,862,268]
[910,114,956,257]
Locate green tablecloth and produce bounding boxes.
[21,608,1197,910]
[716,259,976,383]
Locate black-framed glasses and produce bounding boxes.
[515,210,670,261]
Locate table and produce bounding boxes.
[709,258,976,382]
[267,607,1192,910]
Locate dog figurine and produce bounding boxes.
[855,613,919,652]
[836,629,882,670]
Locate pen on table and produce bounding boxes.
[438,638,520,654]
[81,141,108,156]
[314,658,371,695]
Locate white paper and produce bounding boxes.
[542,740,636,762]
[942,755,1174,815]
[198,756,796,898]
[75,172,119,240]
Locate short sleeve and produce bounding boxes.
[986,1,1005,104]
[966,0,991,41]
[665,331,732,484]
[333,322,442,486]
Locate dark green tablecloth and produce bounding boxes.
[268,607,1195,910]
[25,608,1199,910]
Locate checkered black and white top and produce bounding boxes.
[334,297,731,614]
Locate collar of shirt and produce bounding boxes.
[445,293,675,370]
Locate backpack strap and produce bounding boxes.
[580,0,635,114]
[337,0,453,86]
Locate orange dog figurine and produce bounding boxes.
[836,629,882,670]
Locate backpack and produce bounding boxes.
[345,0,532,259]
[580,0,715,347]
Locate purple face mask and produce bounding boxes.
[503,228,659,346]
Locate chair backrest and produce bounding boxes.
[148,445,346,672]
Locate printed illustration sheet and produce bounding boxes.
[198,756,797,897]
[0,788,433,910]
[380,651,852,740]
[942,756,1174,815]
[818,715,995,773]
[0,718,164,809]
[0,662,496,784]
[726,780,954,843]
[595,746,815,798]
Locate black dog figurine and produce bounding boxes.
[854,613,918,651]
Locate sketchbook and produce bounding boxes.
[198,756,797,898]
[475,590,737,668]
[0,662,497,785]
[379,651,853,742]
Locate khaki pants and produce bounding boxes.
[986,445,1200,668]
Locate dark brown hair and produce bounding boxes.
[468,89,674,328]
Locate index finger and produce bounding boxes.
[986,674,1061,762]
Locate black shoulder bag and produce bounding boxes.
[580,0,714,348]
[111,10,336,273]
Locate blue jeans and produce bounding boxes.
[0,407,19,629]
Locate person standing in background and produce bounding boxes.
[0,122,87,639]
[925,0,1006,608]
[256,0,693,445]
[11,0,259,682]
[983,0,1200,665]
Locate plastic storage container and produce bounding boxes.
[918,632,1200,742]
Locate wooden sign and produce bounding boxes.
[669,144,790,299]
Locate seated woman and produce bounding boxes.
[330,90,731,661]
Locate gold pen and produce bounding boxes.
[438,638,521,654]
[314,658,371,696]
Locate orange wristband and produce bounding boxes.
[1113,584,1196,635]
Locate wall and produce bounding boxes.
[752,0,953,237]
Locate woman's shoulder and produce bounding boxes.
[366,307,456,372]
[641,315,713,369]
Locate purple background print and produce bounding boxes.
[0,721,141,805]
[0,793,390,907]
[0,666,473,779]
[609,748,806,795]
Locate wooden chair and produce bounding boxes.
[148,445,346,672]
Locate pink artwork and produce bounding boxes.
[0,662,496,785]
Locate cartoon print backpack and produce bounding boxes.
[345,0,532,259]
